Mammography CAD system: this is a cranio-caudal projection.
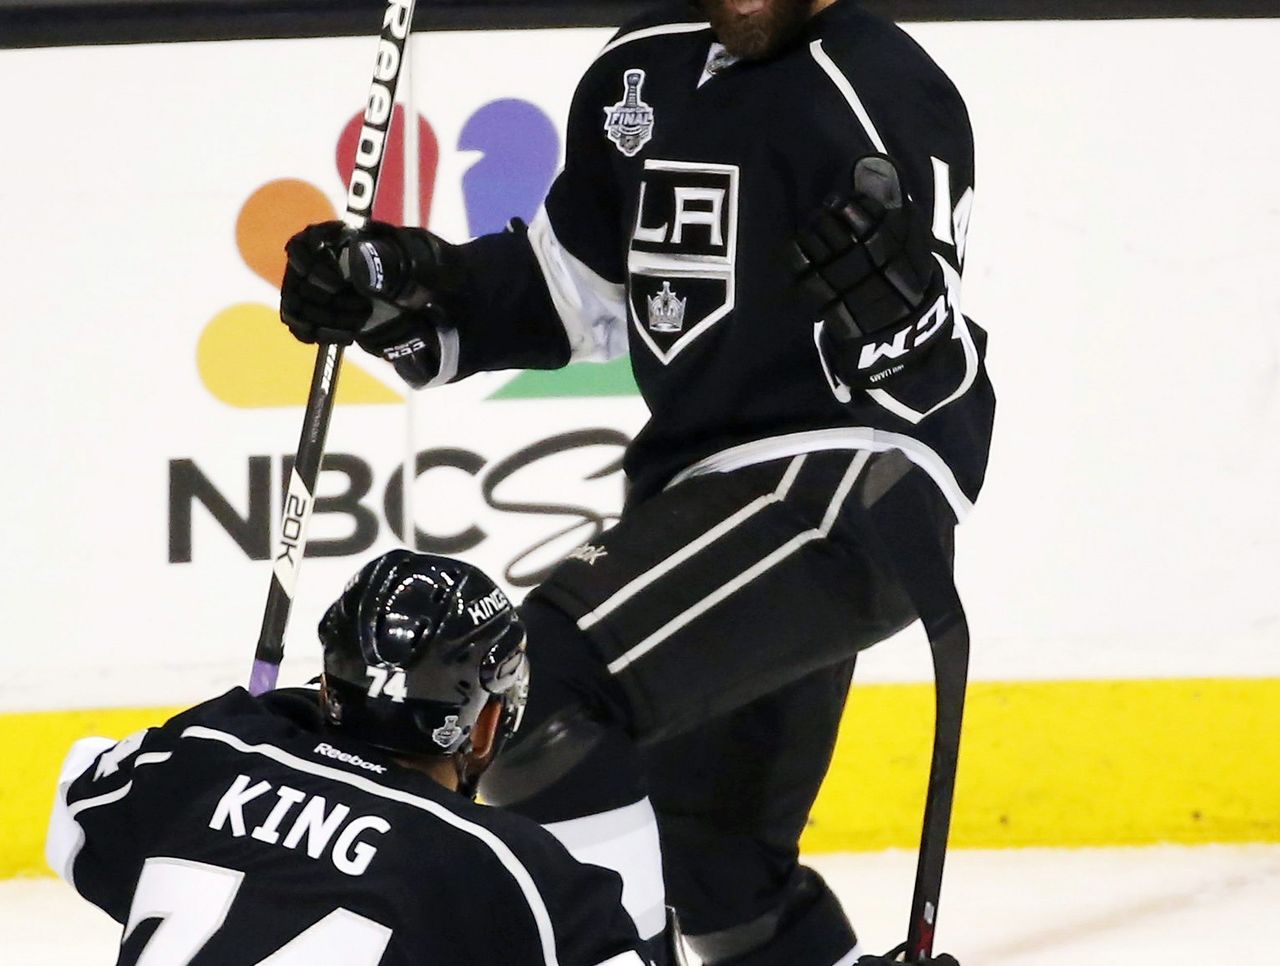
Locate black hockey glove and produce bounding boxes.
[792,154,949,390]
[280,221,465,388]
[856,954,959,966]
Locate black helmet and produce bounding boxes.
[319,550,528,761]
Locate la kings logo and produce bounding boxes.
[629,159,740,364]
[604,70,655,157]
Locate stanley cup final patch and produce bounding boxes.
[432,715,463,748]
[604,69,656,157]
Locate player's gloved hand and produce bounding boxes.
[280,221,464,388]
[792,154,948,390]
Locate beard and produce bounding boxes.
[693,0,815,61]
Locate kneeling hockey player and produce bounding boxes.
[46,551,649,966]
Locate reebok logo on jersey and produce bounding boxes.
[314,743,388,774]
[568,543,608,565]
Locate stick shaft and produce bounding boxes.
[847,458,970,962]
[906,616,969,961]
[250,0,419,695]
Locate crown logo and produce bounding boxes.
[647,281,688,334]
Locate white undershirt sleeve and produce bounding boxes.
[45,736,117,886]
[527,208,630,364]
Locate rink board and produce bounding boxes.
[3,16,1280,881]
[4,677,1279,879]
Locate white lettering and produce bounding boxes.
[858,327,913,371]
[348,170,376,213]
[568,544,609,565]
[383,0,411,37]
[373,40,400,83]
[312,742,388,774]
[354,128,386,169]
[931,157,955,245]
[633,182,669,244]
[209,774,273,837]
[953,186,975,267]
[465,587,510,626]
[332,816,392,877]
[671,187,726,247]
[208,776,394,877]
[363,666,407,704]
[251,785,306,845]
[282,796,351,859]
[914,294,950,346]
[365,85,392,127]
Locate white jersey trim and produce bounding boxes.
[666,428,975,522]
[594,954,648,966]
[579,456,804,632]
[608,453,869,675]
[45,736,173,888]
[810,43,982,424]
[180,725,563,966]
[529,208,629,363]
[597,21,711,60]
[810,39,888,153]
[867,258,980,424]
[46,736,119,886]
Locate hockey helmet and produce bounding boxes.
[319,550,528,759]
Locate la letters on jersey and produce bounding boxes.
[628,160,740,363]
[209,773,392,876]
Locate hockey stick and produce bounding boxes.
[903,610,969,962]
[854,460,970,964]
[249,0,420,696]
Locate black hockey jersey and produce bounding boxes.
[45,688,645,966]
[465,0,994,516]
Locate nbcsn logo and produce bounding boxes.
[196,99,636,408]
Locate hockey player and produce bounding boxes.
[278,1,992,962]
[45,551,649,966]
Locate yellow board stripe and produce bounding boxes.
[2,706,184,879]
[3,679,1278,878]
[803,677,1280,852]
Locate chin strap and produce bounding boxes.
[456,751,483,801]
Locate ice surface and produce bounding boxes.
[5,845,1277,964]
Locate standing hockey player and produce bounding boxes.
[46,551,649,966]
[278,1,993,962]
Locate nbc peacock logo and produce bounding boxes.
[170,98,640,579]
[194,99,636,407]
